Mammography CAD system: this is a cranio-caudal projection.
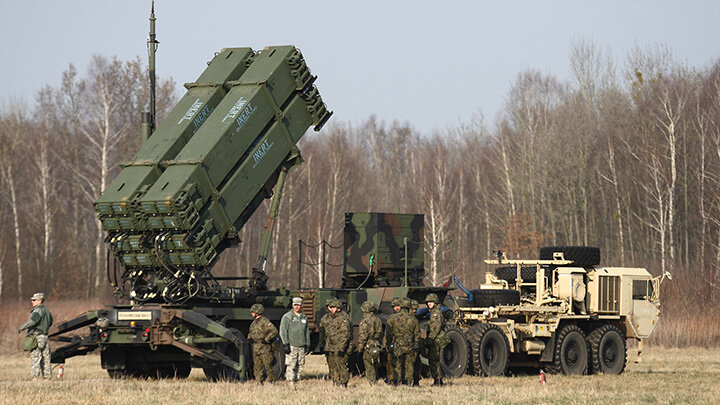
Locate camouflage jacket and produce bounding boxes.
[248,316,278,353]
[357,313,383,351]
[386,311,419,354]
[319,311,352,353]
[427,307,443,340]
[19,305,53,336]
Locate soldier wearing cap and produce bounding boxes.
[248,303,279,383]
[384,297,403,383]
[18,293,53,380]
[357,301,383,383]
[318,298,352,386]
[385,297,419,385]
[425,293,444,386]
[280,297,310,383]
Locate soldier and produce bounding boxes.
[384,297,403,383]
[357,301,383,383]
[18,292,53,380]
[425,293,444,386]
[410,299,421,386]
[280,297,310,383]
[318,298,352,386]
[386,297,419,385]
[247,303,278,383]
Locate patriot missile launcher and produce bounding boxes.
[94,45,331,305]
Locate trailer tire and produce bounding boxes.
[468,324,509,376]
[494,267,551,283]
[203,328,250,382]
[439,326,469,378]
[547,324,588,375]
[539,246,600,267]
[588,324,626,375]
[471,289,520,307]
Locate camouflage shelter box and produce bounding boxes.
[343,213,425,287]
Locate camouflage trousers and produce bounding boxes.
[386,352,394,381]
[285,345,306,382]
[427,342,441,379]
[326,351,349,385]
[362,350,380,382]
[252,346,276,382]
[30,334,51,379]
[393,351,417,384]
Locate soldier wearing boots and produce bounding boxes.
[319,298,352,386]
[425,293,445,385]
[248,303,278,383]
[18,293,53,380]
[384,297,402,383]
[357,301,383,383]
[386,297,419,385]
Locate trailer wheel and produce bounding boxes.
[539,246,600,267]
[588,324,626,375]
[203,328,250,382]
[271,342,286,380]
[547,324,588,375]
[439,326,469,378]
[471,288,521,307]
[468,324,509,376]
[494,266,551,283]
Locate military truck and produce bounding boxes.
[49,45,333,380]
[450,246,668,376]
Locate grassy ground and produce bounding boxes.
[1,347,719,404]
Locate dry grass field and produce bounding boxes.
[0,347,719,404]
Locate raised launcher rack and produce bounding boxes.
[94,46,331,303]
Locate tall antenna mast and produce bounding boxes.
[148,0,158,133]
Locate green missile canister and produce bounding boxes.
[94,48,256,232]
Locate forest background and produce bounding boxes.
[1,42,719,347]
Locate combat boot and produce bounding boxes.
[432,378,444,386]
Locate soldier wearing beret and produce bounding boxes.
[248,303,279,383]
[18,293,53,380]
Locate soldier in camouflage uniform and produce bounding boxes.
[425,293,444,386]
[18,293,53,380]
[318,298,352,386]
[248,303,278,383]
[410,299,422,386]
[385,297,419,385]
[384,297,403,383]
[357,301,383,383]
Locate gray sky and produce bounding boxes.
[1,0,719,134]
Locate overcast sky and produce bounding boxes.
[1,1,719,134]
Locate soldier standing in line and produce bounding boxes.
[18,293,54,380]
[357,301,383,383]
[247,303,279,383]
[386,297,419,385]
[318,298,352,386]
[280,297,310,384]
[410,299,422,386]
[425,293,445,386]
[384,297,402,383]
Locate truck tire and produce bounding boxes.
[494,266,551,283]
[203,328,250,382]
[271,342,286,380]
[539,246,600,267]
[588,324,626,375]
[439,326,469,378]
[546,324,588,375]
[468,324,509,376]
[471,289,520,307]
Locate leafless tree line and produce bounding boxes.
[1,44,720,332]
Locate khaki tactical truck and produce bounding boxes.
[451,246,669,376]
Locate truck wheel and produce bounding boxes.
[588,324,626,375]
[271,343,286,379]
[203,328,250,382]
[471,289,520,307]
[468,324,509,376]
[547,324,588,375]
[539,246,600,267]
[494,266,550,283]
[439,326,469,378]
